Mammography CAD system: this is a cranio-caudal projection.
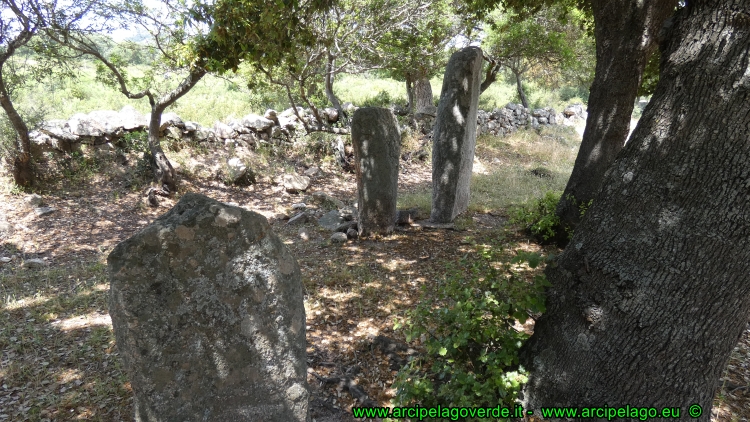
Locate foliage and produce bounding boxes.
[482,4,592,107]
[0,0,99,186]
[59,149,101,181]
[361,90,395,108]
[560,192,593,219]
[377,0,459,83]
[458,0,591,31]
[558,85,589,104]
[393,246,549,415]
[511,190,562,241]
[119,130,149,154]
[232,0,459,128]
[638,49,660,97]
[191,0,331,73]
[485,7,577,70]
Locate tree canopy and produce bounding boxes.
[482,5,588,107]
[190,0,332,73]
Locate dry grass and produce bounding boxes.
[398,125,581,218]
[0,260,131,421]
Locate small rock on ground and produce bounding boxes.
[33,207,56,217]
[287,212,310,226]
[299,227,311,241]
[318,210,345,231]
[284,174,311,193]
[24,194,43,209]
[23,258,47,269]
[330,232,348,243]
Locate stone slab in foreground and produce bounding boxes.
[108,193,309,422]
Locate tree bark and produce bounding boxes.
[520,2,750,418]
[405,74,415,115]
[148,67,207,192]
[414,77,435,115]
[514,71,529,109]
[325,51,345,120]
[0,20,34,188]
[147,105,176,192]
[480,57,500,94]
[0,68,33,187]
[555,0,679,235]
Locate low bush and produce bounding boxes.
[511,190,563,243]
[362,90,395,108]
[393,247,549,418]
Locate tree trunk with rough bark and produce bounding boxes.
[414,77,435,115]
[514,71,529,109]
[0,71,33,187]
[147,67,206,192]
[0,23,34,188]
[555,0,679,235]
[405,75,415,115]
[147,106,176,192]
[520,2,750,419]
[325,52,345,120]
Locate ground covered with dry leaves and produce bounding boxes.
[0,128,748,421]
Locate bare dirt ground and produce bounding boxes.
[0,141,747,421]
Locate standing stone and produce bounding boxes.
[351,108,401,236]
[431,47,483,223]
[108,193,309,422]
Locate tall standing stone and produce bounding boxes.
[351,107,401,236]
[431,47,483,223]
[108,193,309,422]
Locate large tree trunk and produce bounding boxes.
[0,69,33,187]
[555,0,678,235]
[414,77,435,115]
[520,2,750,419]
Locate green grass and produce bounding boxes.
[16,65,261,126]
[397,192,432,216]
[336,74,410,106]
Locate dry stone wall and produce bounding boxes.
[28,102,587,158]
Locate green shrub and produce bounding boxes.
[393,247,549,418]
[559,85,589,104]
[362,90,394,108]
[119,130,148,153]
[511,190,562,242]
[70,85,88,100]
